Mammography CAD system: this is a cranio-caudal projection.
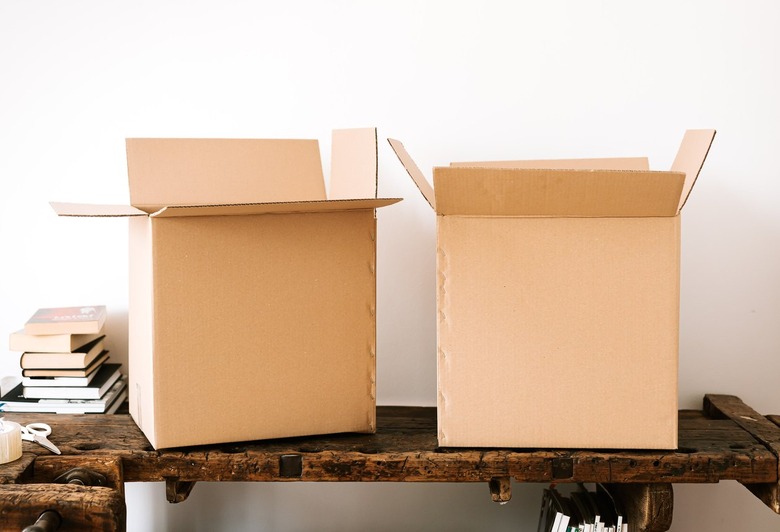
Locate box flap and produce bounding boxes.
[672,129,716,212]
[433,167,685,217]
[149,198,401,218]
[330,128,378,199]
[50,202,148,217]
[450,157,650,171]
[126,138,326,207]
[387,138,436,210]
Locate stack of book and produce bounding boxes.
[537,484,628,532]
[0,306,127,414]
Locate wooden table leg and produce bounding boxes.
[605,483,674,532]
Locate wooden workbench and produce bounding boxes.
[1,394,779,531]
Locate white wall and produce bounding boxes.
[1,1,779,530]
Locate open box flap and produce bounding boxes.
[450,157,650,171]
[330,128,378,199]
[126,138,327,207]
[433,167,685,217]
[672,129,716,213]
[148,198,401,218]
[50,202,148,217]
[387,138,436,210]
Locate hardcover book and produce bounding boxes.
[22,363,122,400]
[9,329,103,353]
[20,336,106,370]
[22,369,100,388]
[0,377,127,414]
[21,352,109,378]
[24,305,107,335]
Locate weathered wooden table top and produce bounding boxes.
[1,394,778,487]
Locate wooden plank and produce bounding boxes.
[0,452,35,484]
[32,456,125,493]
[704,394,780,514]
[0,483,125,531]
[2,405,778,487]
[704,395,780,457]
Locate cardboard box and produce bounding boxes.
[389,130,715,449]
[52,128,400,449]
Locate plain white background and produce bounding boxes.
[1,1,779,530]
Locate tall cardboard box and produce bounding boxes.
[52,128,400,449]
[389,130,715,449]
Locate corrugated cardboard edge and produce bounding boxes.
[50,202,147,217]
[149,198,400,218]
[51,199,402,219]
[127,216,157,449]
[450,157,650,171]
[387,138,436,210]
[672,129,716,212]
[330,128,378,199]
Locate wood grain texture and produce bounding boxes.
[0,483,125,532]
[605,483,673,532]
[0,406,775,485]
[704,394,780,514]
[0,399,778,530]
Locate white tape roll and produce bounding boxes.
[0,420,23,464]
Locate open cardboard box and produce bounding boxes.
[53,128,400,449]
[389,130,715,449]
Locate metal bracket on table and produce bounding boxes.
[53,467,108,487]
[22,510,62,532]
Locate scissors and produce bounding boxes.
[20,422,61,455]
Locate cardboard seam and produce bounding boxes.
[368,217,377,432]
[436,217,449,446]
[148,201,397,219]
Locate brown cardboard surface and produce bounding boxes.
[330,128,378,199]
[389,130,714,450]
[387,139,436,209]
[147,210,377,448]
[126,138,327,206]
[432,167,684,217]
[672,129,716,212]
[437,215,680,449]
[54,128,398,449]
[450,157,650,170]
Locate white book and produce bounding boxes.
[22,364,121,399]
[621,524,628,532]
[22,369,100,388]
[0,377,127,414]
[556,514,570,532]
[551,512,563,532]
